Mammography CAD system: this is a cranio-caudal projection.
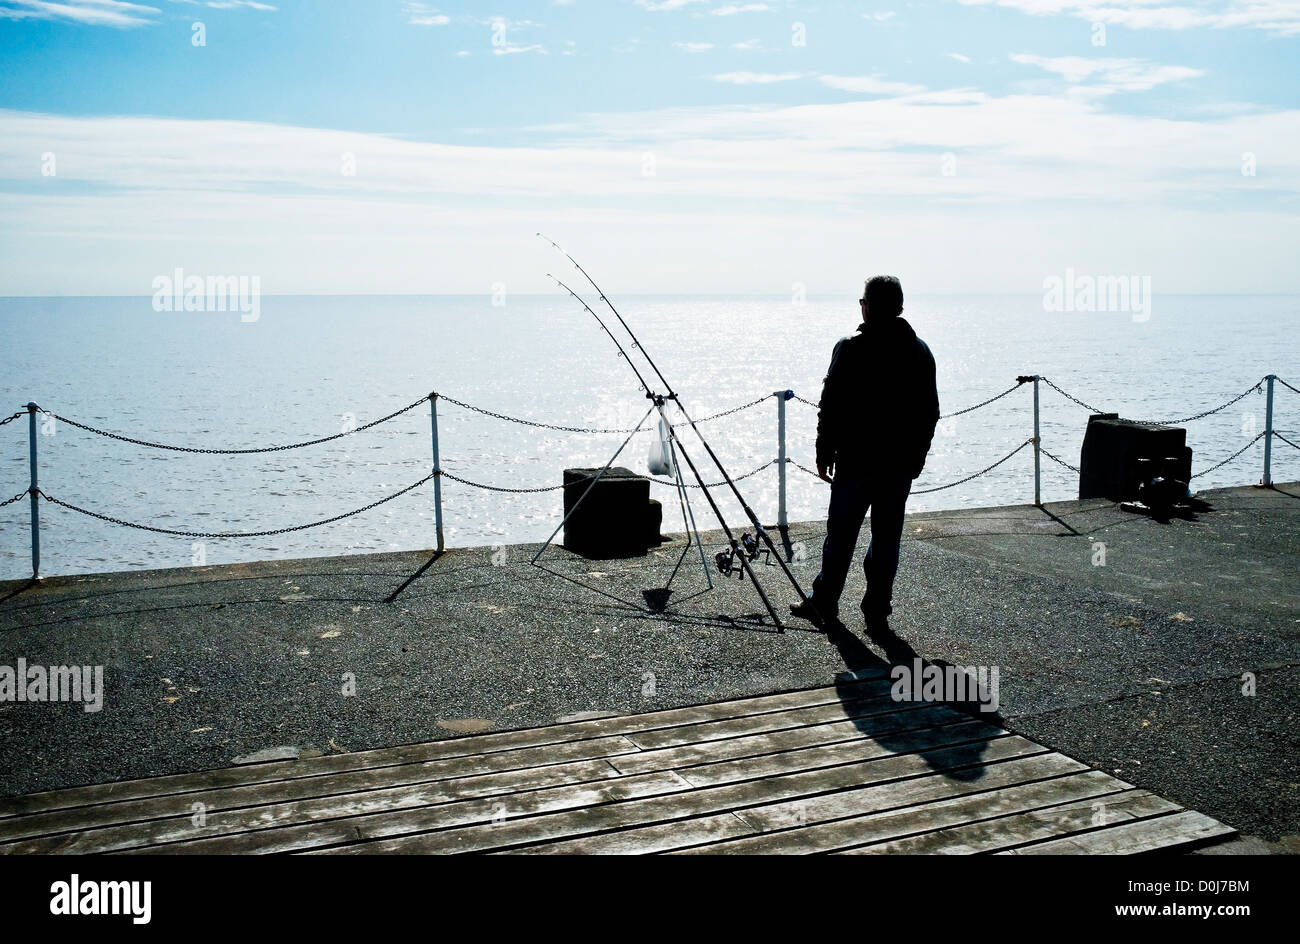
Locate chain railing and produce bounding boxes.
[438,391,769,435]
[34,474,437,539]
[37,395,431,454]
[2,374,1294,579]
[1188,432,1268,480]
[1040,375,1267,427]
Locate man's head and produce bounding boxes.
[860,275,904,323]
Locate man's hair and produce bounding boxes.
[865,275,904,318]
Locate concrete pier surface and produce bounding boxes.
[1,482,1296,849]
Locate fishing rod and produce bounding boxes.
[547,274,652,397]
[538,233,811,619]
[538,233,675,397]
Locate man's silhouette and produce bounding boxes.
[790,276,939,631]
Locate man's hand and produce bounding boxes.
[818,462,834,483]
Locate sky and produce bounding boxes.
[0,0,1297,295]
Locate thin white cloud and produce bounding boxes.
[712,71,802,83]
[634,0,705,11]
[403,3,448,26]
[819,74,927,95]
[205,1,275,9]
[863,10,896,21]
[959,0,1300,37]
[471,15,543,28]
[712,3,770,14]
[0,0,160,27]
[948,52,972,63]
[1011,53,1205,92]
[732,38,762,49]
[674,41,715,52]
[493,42,546,55]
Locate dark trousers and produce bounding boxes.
[810,466,912,619]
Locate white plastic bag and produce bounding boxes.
[648,416,675,476]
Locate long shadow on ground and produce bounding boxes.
[826,617,1005,782]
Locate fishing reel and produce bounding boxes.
[714,533,773,578]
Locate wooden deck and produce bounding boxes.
[0,669,1236,854]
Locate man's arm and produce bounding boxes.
[909,341,940,479]
[815,338,849,480]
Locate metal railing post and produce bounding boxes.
[1263,374,1275,487]
[26,402,40,580]
[429,393,445,552]
[1032,376,1042,506]
[776,390,791,528]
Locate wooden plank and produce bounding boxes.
[999,810,1236,854]
[846,789,1181,854]
[0,735,641,848]
[129,770,696,855]
[672,770,1128,855]
[0,673,888,819]
[519,752,1093,855]
[4,757,652,855]
[0,682,912,847]
[623,682,938,750]
[314,735,1057,855]
[608,703,989,776]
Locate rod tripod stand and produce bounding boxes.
[530,397,712,616]
[529,236,812,630]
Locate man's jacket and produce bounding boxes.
[815,316,939,479]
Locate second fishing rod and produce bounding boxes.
[538,234,811,615]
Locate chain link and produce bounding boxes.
[1276,376,1300,396]
[1039,376,1105,414]
[1275,432,1299,452]
[1040,447,1081,474]
[789,459,821,478]
[438,392,768,435]
[939,381,1028,420]
[912,440,1034,494]
[1189,433,1265,480]
[692,395,770,424]
[658,458,776,489]
[0,411,24,427]
[37,474,435,538]
[788,440,1033,495]
[1141,381,1264,426]
[439,470,569,493]
[437,395,651,435]
[0,490,28,507]
[41,395,430,454]
[1042,376,1267,426]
